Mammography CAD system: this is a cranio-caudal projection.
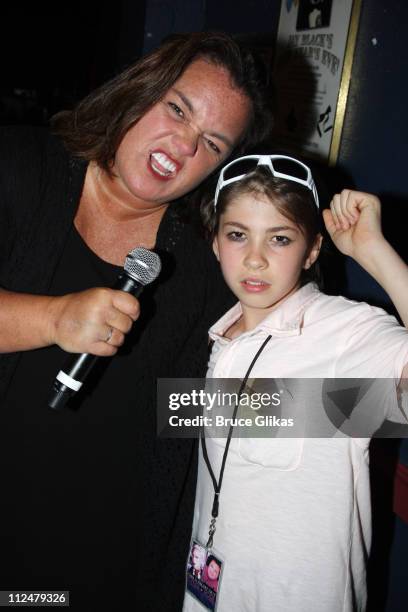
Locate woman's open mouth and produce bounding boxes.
[149,151,179,179]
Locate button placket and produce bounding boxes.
[213,336,247,378]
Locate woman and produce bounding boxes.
[0,33,273,611]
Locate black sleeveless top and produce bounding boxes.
[0,230,232,611]
[4,225,121,410]
[1,228,162,606]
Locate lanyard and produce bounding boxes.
[201,334,272,548]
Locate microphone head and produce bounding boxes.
[124,248,161,285]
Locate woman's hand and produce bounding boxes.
[0,287,139,355]
[322,189,384,262]
[47,288,140,356]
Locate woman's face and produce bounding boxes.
[207,560,221,581]
[112,58,251,208]
[213,193,321,330]
[192,547,204,569]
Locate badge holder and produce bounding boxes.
[185,538,224,611]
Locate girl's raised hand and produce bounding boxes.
[322,189,384,262]
[323,189,408,332]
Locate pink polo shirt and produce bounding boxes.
[184,283,408,612]
[207,282,408,381]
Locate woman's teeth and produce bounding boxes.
[150,152,177,176]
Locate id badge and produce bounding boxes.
[185,539,224,611]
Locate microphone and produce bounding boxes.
[48,247,161,410]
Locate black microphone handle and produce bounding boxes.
[48,274,144,410]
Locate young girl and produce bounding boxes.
[183,155,408,612]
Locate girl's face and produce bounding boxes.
[213,192,321,331]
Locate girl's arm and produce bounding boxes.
[323,189,408,329]
[323,190,408,382]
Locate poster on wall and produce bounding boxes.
[273,0,361,165]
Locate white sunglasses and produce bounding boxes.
[214,154,319,210]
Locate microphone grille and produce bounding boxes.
[124,247,161,285]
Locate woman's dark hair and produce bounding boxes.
[51,31,274,171]
[206,555,221,568]
[201,166,324,287]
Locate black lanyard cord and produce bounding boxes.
[201,334,272,544]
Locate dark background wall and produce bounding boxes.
[1,1,407,610]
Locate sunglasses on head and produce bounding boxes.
[214,154,319,210]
